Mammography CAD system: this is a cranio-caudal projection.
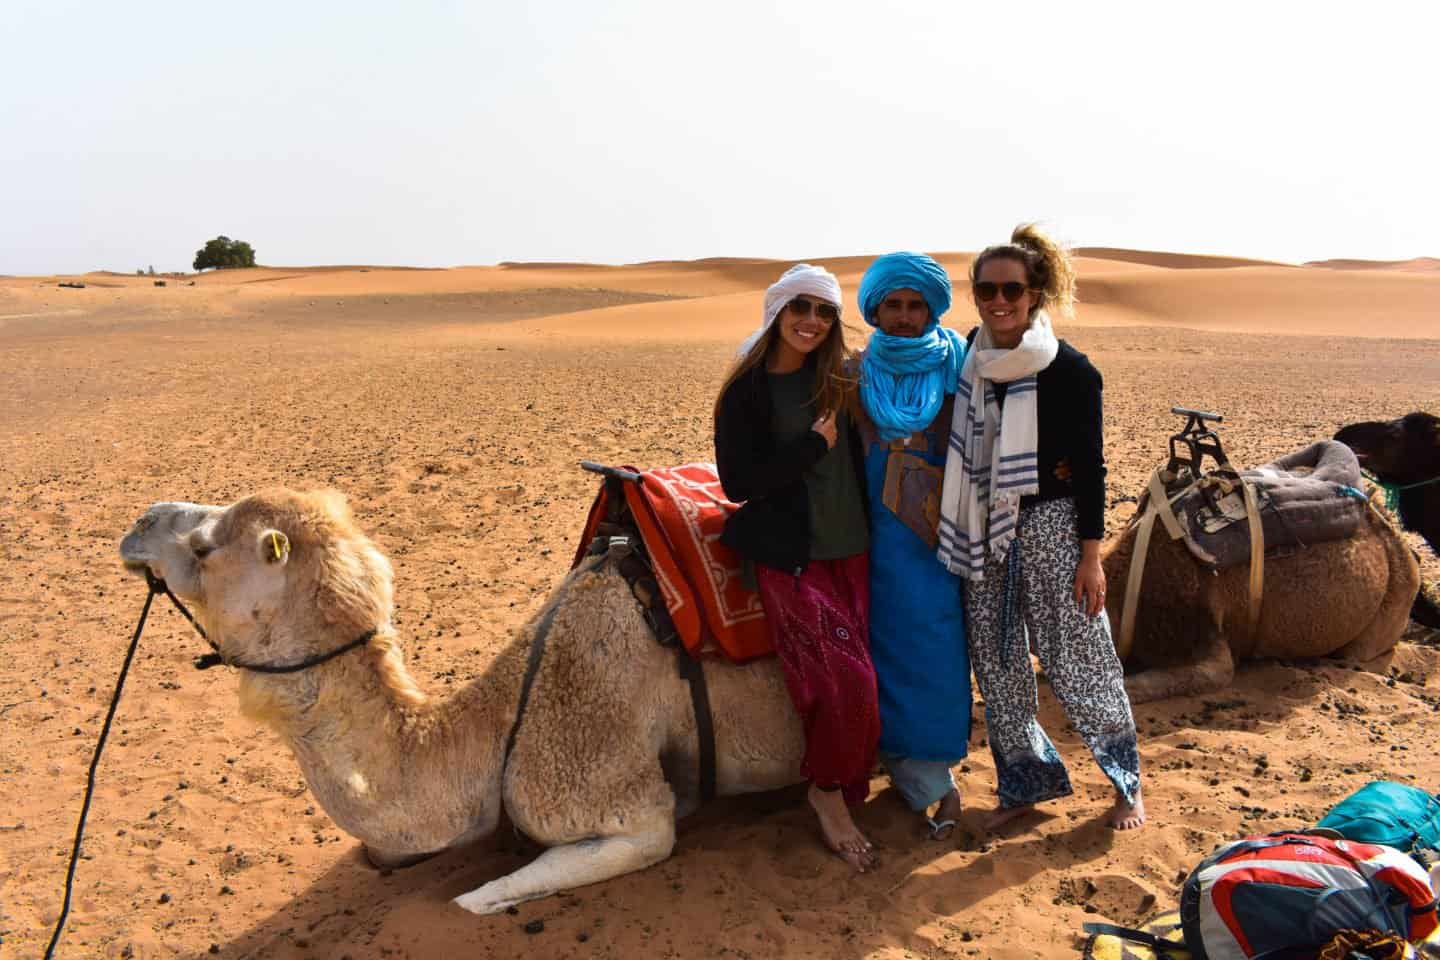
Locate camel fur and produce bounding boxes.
[1102,494,1420,704]
[119,488,806,915]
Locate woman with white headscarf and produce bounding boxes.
[714,264,880,872]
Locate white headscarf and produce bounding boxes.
[736,263,843,356]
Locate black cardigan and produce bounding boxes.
[714,361,868,574]
[967,329,1108,540]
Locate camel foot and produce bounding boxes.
[1110,789,1146,831]
[984,803,1035,832]
[808,784,876,873]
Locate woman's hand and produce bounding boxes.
[1073,541,1106,618]
[811,410,838,450]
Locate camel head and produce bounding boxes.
[118,489,400,714]
[1335,412,1440,486]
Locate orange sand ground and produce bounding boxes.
[2,252,1438,959]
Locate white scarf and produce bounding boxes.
[736,263,843,357]
[938,311,1059,578]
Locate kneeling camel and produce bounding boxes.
[119,488,806,915]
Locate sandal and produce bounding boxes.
[926,817,957,841]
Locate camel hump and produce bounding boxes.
[1172,439,1368,570]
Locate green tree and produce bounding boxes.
[192,235,257,271]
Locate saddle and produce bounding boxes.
[1154,440,1367,571]
[1117,410,1375,662]
[573,462,772,663]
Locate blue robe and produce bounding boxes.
[864,396,972,762]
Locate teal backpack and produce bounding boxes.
[1317,780,1440,858]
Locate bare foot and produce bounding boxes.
[1110,789,1146,830]
[984,803,1035,832]
[808,784,877,872]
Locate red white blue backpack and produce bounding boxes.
[1178,832,1437,959]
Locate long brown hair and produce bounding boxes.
[713,307,859,424]
[970,222,1077,319]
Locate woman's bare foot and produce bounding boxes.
[984,803,1035,832]
[1110,788,1146,830]
[808,784,877,872]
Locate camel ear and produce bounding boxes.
[258,529,291,566]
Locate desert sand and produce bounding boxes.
[2,252,1438,959]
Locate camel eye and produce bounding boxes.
[192,543,214,560]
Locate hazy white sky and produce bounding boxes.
[4,0,1436,274]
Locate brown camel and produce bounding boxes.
[1102,497,1420,704]
[119,488,807,915]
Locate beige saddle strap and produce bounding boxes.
[1116,464,1266,662]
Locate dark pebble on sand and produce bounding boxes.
[577,932,590,943]
[158,892,171,904]
[524,919,545,934]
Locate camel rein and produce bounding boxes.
[45,571,375,958]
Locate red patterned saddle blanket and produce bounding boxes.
[572,463,772,662]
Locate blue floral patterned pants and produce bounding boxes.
[964,499,1140,809]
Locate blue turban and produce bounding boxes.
[858,252,964,442]
[858,251,952,328]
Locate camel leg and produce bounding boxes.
[452,818,675,915]
[1124,629,1235,704]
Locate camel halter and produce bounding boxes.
[143,573,378,674]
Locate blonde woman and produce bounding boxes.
[938,226,1145,831]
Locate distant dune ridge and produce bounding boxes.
[9,246,1437,340]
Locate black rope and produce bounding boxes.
[44,572,161,959]
[193,629,375,674]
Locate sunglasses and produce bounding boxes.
[787,298,839,323]
[972,281,1032,303]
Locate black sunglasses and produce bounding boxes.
[972,281,1032,303]
[787,298,839,322]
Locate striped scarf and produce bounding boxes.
[937,312,1059,578]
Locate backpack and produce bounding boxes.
[1317,781,1440,859]
[1178,832,1437,959]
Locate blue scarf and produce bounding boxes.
[858,252,961,441]
[861,326,965,441]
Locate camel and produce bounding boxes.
[1337,412,1440,556]
[118,488,807,915]
[1102,493,1420,704]
[1336,412,1440,630]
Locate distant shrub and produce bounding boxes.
[192,236,257,271]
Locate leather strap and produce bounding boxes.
[1226,462,1266,654]
[1117,503,1157,662]
[1117,468,1188,661]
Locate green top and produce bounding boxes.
[768,365,869,561]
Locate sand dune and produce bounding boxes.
[1306,257,1440,273]
[2,251,1438,959]
[1074,248,1288,270]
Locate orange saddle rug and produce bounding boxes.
[573,463,772,663]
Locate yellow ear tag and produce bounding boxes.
[272,532,283,560]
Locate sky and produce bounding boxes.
[3,0,1437,274]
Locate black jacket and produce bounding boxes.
[714,361,867,574]
[967,328,1108,540]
